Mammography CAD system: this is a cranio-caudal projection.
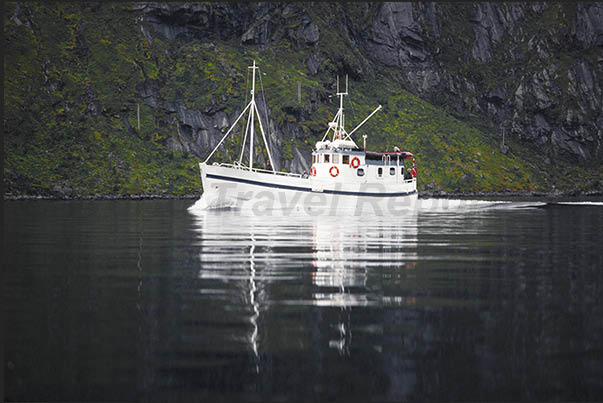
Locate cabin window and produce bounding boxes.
[342,155,349,164]
[312,155,316,164]
[390,167,396,175]
[357,168,365,177]
[377,167,383,177]
[401,167,405,175]
[332,154,340,164]
[324,154,330,163]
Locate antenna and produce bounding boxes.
[337,74,348,96]
[320,74,359,147]
[334,74,349,141]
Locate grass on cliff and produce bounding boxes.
[5,2,596,197]
[4,3,200,196]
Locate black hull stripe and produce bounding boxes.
[205,173,417,197]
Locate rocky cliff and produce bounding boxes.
[4,2,603,197]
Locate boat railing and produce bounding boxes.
[214,162,304,178]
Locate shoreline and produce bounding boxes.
[4,190,602,201]
[3,194,202,201]
[419,190,603,199]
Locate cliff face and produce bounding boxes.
[138,2,603,163]
[4,2,603,197]
[367,3,603,163]
[136,2,325,174]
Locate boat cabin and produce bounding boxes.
[311,143,415,183]
[307,75,416,185]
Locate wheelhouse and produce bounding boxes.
[311,149,365,165]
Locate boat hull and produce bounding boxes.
[197,163,418,215]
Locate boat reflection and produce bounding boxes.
[311,212,418,304]
[190,208,419,360]
[6,199,602,402]
[310,212,418,355]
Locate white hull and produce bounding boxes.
[197,163,418,215]
[197,61,419,216]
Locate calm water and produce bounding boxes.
[4,199,603,402]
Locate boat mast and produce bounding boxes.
[317,75,383,148]
[321,75,352,144]
[249,61,257,171]
[204,60,276,173]
[336,75,348,140]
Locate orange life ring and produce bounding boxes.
[350,157,360,168]
[329,166,339,177]
[310,166,316,176]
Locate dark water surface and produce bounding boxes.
[4,199,603,402]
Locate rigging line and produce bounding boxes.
[258,68,271,133]
[244,67,250,107]
[239,109,251,165]
[256,83,308,92]
[346,91,356,121]
[245,104,256,166]
[241,67,251,147]
[258,67,273,157]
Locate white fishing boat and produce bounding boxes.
[196,61,417,213]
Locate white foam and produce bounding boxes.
[415,198,513,212]
[187,197,205,211]
[556,201,603,206]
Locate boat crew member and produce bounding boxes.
[406,168,413,180]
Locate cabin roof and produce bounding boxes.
[312,149,414,158]
[365,151,414,159]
